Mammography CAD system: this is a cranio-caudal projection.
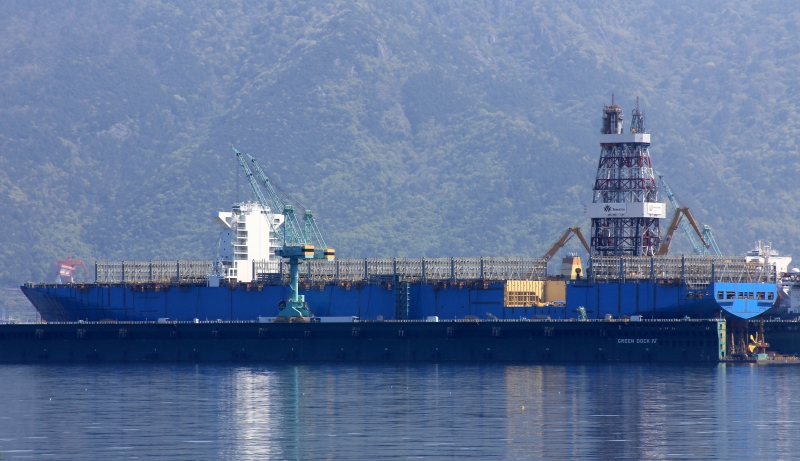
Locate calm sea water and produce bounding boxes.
[0,363,798,460]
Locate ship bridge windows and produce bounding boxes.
[722,291,773,300]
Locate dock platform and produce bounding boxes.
[0,318,726,363]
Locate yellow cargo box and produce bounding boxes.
[504,280,545,307]
[544,280,566,303]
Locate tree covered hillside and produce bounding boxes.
[1,1,799,314]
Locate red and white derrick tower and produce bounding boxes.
[587,96,666,256]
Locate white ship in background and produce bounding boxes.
[745,241,799,318]
[784,270,800,317]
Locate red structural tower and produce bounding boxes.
[54,255,89,283]
[587,96,666,256]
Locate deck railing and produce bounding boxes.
[91,255,777,286]
[588,255,777,287]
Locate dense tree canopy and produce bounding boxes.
[2,0,799,316]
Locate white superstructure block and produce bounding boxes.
[215,202,284,282]
[585,202,666,218]
[599,133,650,144]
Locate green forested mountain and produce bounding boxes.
[2,1,800,315]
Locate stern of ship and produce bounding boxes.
[711,282,777,320]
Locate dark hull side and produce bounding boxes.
[0,319,726,363]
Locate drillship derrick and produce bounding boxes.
[587,96,666,256]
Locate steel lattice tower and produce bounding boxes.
[587,96,666,256]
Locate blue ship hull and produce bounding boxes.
[22,283,556,322]
[21,279,777,322]
[567,281,775,320]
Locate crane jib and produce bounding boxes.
[233,145,335,318]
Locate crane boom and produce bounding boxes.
[703,225,722,255]
[303,209,328,251]
[543,227,590,261]
[244,152,282,212]
[246,152,332,258]
[233,145,334,319]
[655,207,710,256]
[245,153,305,245]
[233,147,279,236]
[656,172,705,255]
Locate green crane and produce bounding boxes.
[701,225,722,256]
[233,146,334,318]
[656,171,721,256]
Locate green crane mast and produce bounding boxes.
[656,171,721,256]
[245,153,331,258]
[702,225,722,256]
[233,146,334,318]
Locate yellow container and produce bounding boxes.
[504,280,545,307]
[544,280,566,303]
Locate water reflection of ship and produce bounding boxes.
[229,368,287,459]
